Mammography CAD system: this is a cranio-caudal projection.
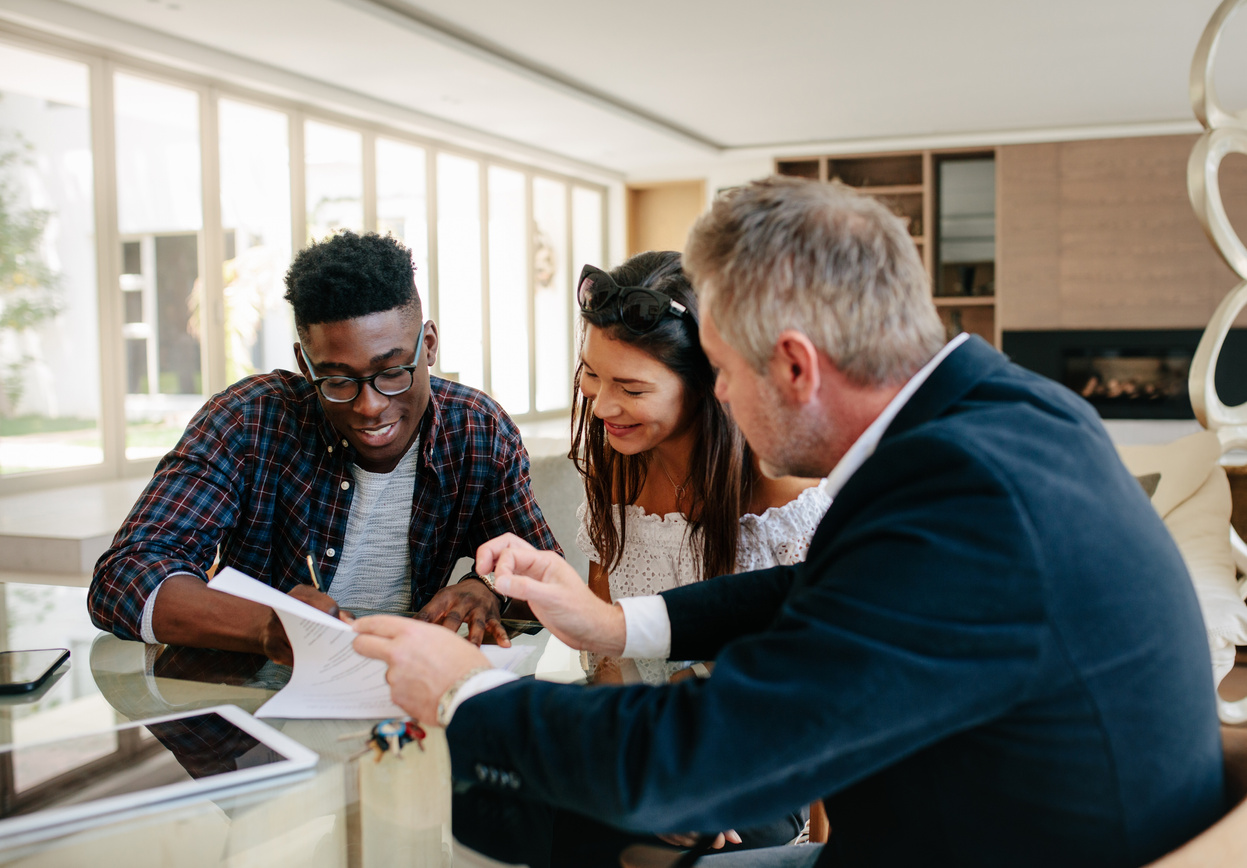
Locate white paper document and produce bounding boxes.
[208,567,405,719]
[480,643,536,673]
[207,567,538,719]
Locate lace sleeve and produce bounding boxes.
[575,500,601,564]
[738,477,835,570]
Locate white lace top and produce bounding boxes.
[576,476,834,683]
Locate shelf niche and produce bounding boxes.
[775,148,997,348]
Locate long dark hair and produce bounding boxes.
[571,250,753,582]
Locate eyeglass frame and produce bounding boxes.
[576,264,688,335]
[299,320,428,404]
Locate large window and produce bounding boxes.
[488,166,529,413]
[219,99,294,382]
[114,73,205,460]
[0,31,609,492]
[0,44,100,476]
[304,120,362,243]
[436,153,484,390]
[376,138,429,318]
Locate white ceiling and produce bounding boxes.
[11,0,1247,177]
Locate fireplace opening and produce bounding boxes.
[1063,350,1190,415]
[1002,329,1247,420]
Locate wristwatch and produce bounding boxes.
[437,665,492,727]
[465,570,510,609]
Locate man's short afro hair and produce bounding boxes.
[284,231,420,332]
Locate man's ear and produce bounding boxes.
[294,342,311,380]
[770,329,821,404]
[422,321,439,367]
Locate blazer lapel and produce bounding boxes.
[802,336,1010,561]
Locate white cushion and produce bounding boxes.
[1117,430,1223,518]
[1118,431,1247,689]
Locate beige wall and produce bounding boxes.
[997,134,1247,331]
[626,180,707,257]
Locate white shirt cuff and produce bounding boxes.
[138,572,197,645]
[442,669,520,724]
[619,595,672,659]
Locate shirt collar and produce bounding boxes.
[420,378,443,465]
[822,333,970,501]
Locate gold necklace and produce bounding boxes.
[653,453,691,503]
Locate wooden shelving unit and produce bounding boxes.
[775,149,998,348]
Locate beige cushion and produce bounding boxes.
[525,445,589,579]
[1118,431,1247,689]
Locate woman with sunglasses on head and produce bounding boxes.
[574,250,832,684]
[561,251,831,859]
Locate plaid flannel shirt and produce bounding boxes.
[90,371,560,640]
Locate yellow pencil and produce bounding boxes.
[306,552,324,591]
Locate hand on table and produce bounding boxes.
[259,584,351,666]
[417,579,510,647]
[656,831,742,850]
[475,533,626,655]
[353,615,491,722]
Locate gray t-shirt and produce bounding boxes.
[330,442,420,613]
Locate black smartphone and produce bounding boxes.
[0,648,70,694]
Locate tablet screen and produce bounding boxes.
[3,711,297,819]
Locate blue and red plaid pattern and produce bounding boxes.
[91,372,560,640]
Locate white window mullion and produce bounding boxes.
[426,150,441,377]
[525,172,537,415]
[93,57,126,478]
[479,161,491,396]
[564,180,575,410]
[199,86,226,395]
[362,129,377,233]
[289,110,307,268]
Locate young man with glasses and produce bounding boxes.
[91,231,558,664]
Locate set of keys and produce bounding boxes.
[340,718,426,762]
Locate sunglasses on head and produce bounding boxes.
[576,264,688,335]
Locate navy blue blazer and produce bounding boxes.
[449,337,1224,867]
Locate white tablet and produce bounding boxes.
[0,704,319,844]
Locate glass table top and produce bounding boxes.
[0,581,560,868]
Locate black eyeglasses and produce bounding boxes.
[577,264,688,335]
[301,321,426,404]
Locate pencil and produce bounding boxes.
[306,552,324,591]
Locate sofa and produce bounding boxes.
[1116,430,1247,723]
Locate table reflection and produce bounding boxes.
[87,634,283,721]
[0,581,589,866]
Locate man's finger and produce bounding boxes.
[415,595,449,621]
[352,632,394,662]
[485,619,512,648]
[465,615,486,647]
[492,571,549,602]
[353,614,417,639]
[474,532,526,575]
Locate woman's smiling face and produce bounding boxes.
[578,325,689,456]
